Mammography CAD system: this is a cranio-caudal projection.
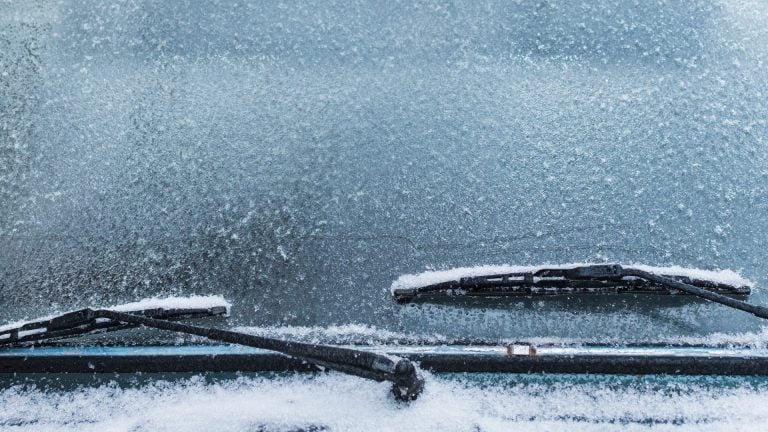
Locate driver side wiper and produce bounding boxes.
[393,264,768,320]
[0,304,424,401]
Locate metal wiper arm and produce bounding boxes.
[569,264,768,320]
[0,307,424,401]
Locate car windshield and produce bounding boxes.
[2,0,767,348]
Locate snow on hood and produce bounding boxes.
[0,295,231,333]
[2,372,768,431]
[391,263,755,293]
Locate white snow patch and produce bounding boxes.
[234,323,450,345]
[107,295,231,314]
[391,263,754,293]
[668,326,768,348]
[503,326,768,349]
[236,324,768,349]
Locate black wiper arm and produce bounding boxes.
[0,307,424,401]
[572,264,768,320]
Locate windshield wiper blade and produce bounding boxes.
[0,306,228,346]
[393,263,759,314]
[0,307,424,401]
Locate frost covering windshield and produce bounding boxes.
[1,0,767,343]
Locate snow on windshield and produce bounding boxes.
[4,0,768,430]
[2,0,768,339]
[234,322,768,348]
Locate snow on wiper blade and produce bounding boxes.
[391,263,752,303]
[393,263,768,322]
[0,296,231,346]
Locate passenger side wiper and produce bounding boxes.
[0,305,424,401]
[393,264,767,320]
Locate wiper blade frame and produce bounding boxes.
[0,306,228,346]
[393,264,763,319]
